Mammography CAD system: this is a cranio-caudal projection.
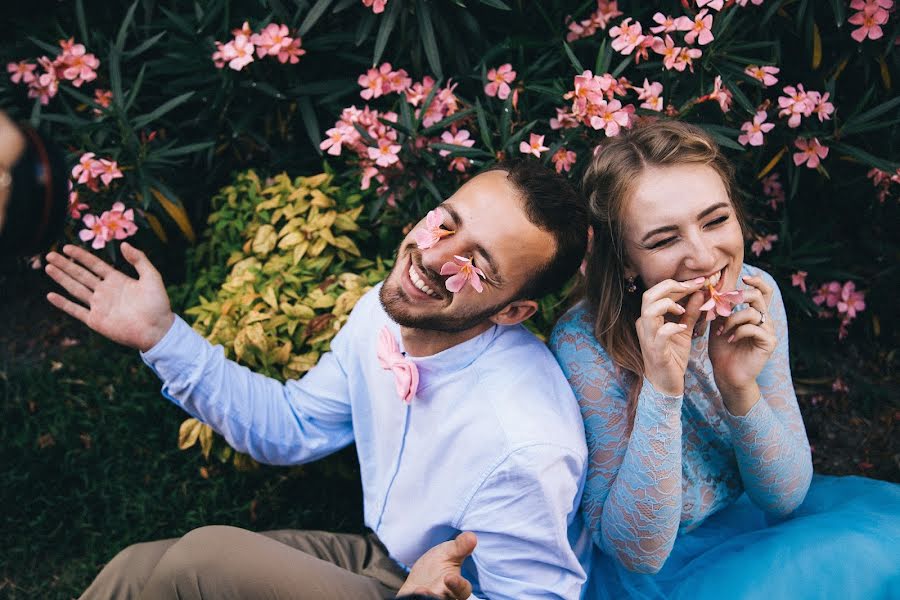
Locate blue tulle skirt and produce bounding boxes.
[585,475,900,600]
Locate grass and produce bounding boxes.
[0,333,363,600]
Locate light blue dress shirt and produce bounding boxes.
[141,283,593,599]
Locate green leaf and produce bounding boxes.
[416,0,443,79]
[475,98,494,152]
[421,108,475,135]
[828,0,846,26]
[373,0,401,66]
[611,55,631,78]
[832,143,900,172]
[332,0,359,13]
[762,0,787,24]
[430,143,493,158]
[695,124,745,151]
[298,97,323,155]
[124,31,167,61]
[133,91,195,128]
[299,0,335,36]
[109,45,124,104]
[413,77,443,129]
[840,96,900,135]
[417,171,445,204]
[116,1,140,53]
[27,37,59,54]
[478,0,511,8]
[124,64,148,111]
[504,120,537,153]
[355,12,377,46]
[152,141,215,159]
[595,38,611,75]
[721,74,755,114]
[562,41,584,73]
[75,0,89,43]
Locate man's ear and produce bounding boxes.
[488,299,538,326]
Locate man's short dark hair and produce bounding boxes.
[482,159,588,300]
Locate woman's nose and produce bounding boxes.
[685,235,718,273]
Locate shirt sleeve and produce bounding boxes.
[456,444,588,600]
[721,268,813,516]
[550,311,683,574]
[140,314,354,466]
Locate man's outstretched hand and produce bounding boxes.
[45,243,175,352]
[397,532,476,600]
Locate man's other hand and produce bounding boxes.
[397,532,476,600]
[45,243,175,351]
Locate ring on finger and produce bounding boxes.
[757,310,767,326]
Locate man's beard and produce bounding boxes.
[378,249,513,333]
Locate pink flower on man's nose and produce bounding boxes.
[415,209,455,250]
[440,255,486,294]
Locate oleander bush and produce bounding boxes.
[3,0,898,423]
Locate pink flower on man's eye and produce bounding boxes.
[362,0,388,14]
[791,271,808,293]
[552,148,577,174]
[519,133,549,157]
[677,9,714,46]
[699,284,744,321]
[485,64,516,100]
[738,111,774,146]
[745,65,780,87]
[7,61,37,84]
[415,209,456,249]
[368,139,401,167]
[793,137,829,169]
[78,214,109,249]
[439,129,475,157]
[751,234,778,256]
[440,255,486,294]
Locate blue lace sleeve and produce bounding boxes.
[550,307,684,574]
[721,268,813,516]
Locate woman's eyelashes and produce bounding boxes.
[644,215,731,250]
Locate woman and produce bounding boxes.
[550,121,900,599]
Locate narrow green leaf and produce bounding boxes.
[563,41,584,73]
[381,117,412,136]
[841,96,900,133]
[828,0,846,26]
[611,55,631,78]
[332,0,358,13]
[504,121,537,154]
[133,91,195,128]
[75,0,89,43]
[159,6,194,36]
[418,171,445,203]
[109,45,124,104]
[28,37,59,55]
[421,108,475,135]
[695,124,745,151]
[298,97,323,155]
[355,12,376,46]
[152,141,215,159]
[595,38,611,75]
[762,0,787,24]
[373,0,401,66]
[478,0,511,9]
[124,31,167,61]
[124,64,147,111]
[429,143,493,158]
[475,98,494,152]
[416,0,443,79]
[299,0,335,36]
[833,143,900,172]
[399,98,415,133]
[116,1,140,52]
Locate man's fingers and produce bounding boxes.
[451,532,477,561]
[45,264,94,305]
[444,573,473,600]
[46,252,102,290]
[121,242,159,280]
[46,292,90,324]
[62,244,114,279]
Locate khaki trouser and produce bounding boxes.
[79,526,408,599]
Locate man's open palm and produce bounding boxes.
[45,243,175,352]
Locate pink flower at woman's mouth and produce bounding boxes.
[440,255,486,293]
[415,209,455,249]
[699,281,744,321]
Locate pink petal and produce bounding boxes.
[445,273,466,293]
[468,272,484,293]
[440,262,461,276]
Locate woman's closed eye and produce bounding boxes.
[704,215,729,228]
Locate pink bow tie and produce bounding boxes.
[377,327,419,404]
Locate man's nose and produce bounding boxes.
[420,236,464,277]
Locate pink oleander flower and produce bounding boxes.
[778,84,815,128]
[552,148,577,174]
[251,23,291,58]
[808,91,835,122]
[837,281,866,319]
[707,76,733,112]
[609,18,646,55]
[565,1,623,42]
[751,233,778,256]
[745,64,780,87]
[362,0,388,14]
[93,89,113,115]
[212,41,228,68]
[848,0,892,42]
[736,0,765,5]
[676,45,703,72]
[55,38,100,87]
[368,139,401,167]
[232,21,253,37]
[359,63,391,99]
[793,137,829,169]
[7,61,37,84]
[652,35,682,70]
[405,76,435,107]
[485,63,516,100]
[95,159,124,186]
[550,107,579,129]
[67,189,89,219]
[677,9,715,46]
[72,152,99,189]
[791,271,808,293]
[359,165,379,191]
[78,214,109,249]
[519,133,549,157]
[415,209,455,249]
[738,111,774,146]
[699,283,745,321]
[762,172,786,209]
[438,129,475,157]
[447,156,471,172]
[635,79,664,111]
[650,13,677,33]
[222,35,255,71]
[440,255,486,293]
[697,0,725,10]
[277,37,306,64]
[27,58,59,105]
[813,281,842,307]
[100,202,138,240]
[589,99,631,136]
[418,81,459,127]
[320,125,353,156]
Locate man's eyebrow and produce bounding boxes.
[640,202,731,243]
[442,202,502,284]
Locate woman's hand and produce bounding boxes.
[44,243,175,352]
[636,277,707,397]
[709,274,777,413]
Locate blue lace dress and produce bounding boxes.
[550,264,900,600]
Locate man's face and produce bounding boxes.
[380,170,555,333]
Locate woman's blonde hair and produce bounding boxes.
[581,120,749,427]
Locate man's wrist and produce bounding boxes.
[140,312,176,353]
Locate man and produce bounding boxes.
[45,160,592,599]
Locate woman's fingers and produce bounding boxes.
[726,323,775,346]
[714,305,759,337]
[656,322,689,340]
[46,251,102,290]
[46,292,90,324]
[741,275,773,308]
[61,244,114,279]
[642,277,707,305]
[643,297,686,320]
[45,263,94,305]
[679,290,706,329]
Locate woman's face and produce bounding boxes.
[621,163,744,294]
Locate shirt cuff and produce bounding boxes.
[139,314,211,379]
[637,376,683,424]
[722,392,774,436]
